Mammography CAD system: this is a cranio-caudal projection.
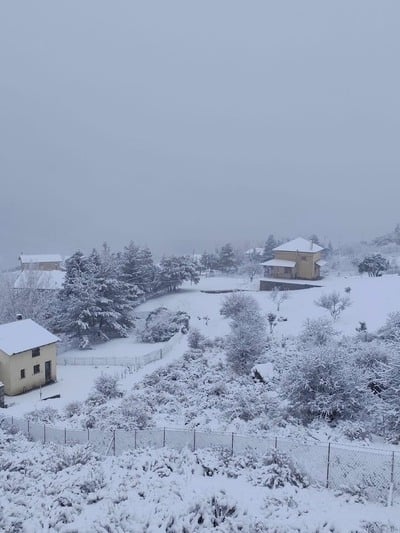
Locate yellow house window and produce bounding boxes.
[20,369,25,379]
[33,364,40,375]
[301,256,307,261]
[32,347,40,357]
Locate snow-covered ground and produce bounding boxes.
[61,338,164,362]
[0,428,399,532]
[6,272,400,419]
[136,273,400,339]
[3,271,400,530]
[5,337,188,418]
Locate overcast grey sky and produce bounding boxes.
[1,1,399,267]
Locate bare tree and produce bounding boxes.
[269,287,289,312]
[314,291,351,321]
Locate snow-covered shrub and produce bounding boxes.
[51,444,95,472]
[225,318,266,374]
[378,311,400,343]
[298,318,337,346]
[188,328,207,350]
[380,359,400,436]
[120,396,152,429]
[64,401,83,418]
[220,292,260,320]
[93,374,121,399]
[360,521,399,533]
[338,420,371,441]
[140,307,190,342]
[281,346,364,423]
[78,465,106,495]
[223,294,266,374]
[24,406,59,424]
[180,492,253,531]
[353,341,390,370]
[212,336,225,350]
[248,449,308,489]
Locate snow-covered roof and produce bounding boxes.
[19,254,63,264]
[14,271,65,290]
[316,259,327,267]
[273,238,323,254]
[0,319,59,356]
[261,259,296,268]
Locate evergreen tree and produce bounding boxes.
[90,245,134,340]
[218,243,237,273]
[56,247,134,346]
[262,234,277,262]
[120,242,156,296]
[156,255,201,292]
[55,251,100,343]
[200,251,220,272]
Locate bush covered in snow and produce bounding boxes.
[378,311,400,343]
[220,291,260,320]
[140,307,190,342]
[298,318,338,347]
[222,293,267,374]
[188,327,207,351]
[281,346,364,423]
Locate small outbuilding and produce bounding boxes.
[0,319,59,396]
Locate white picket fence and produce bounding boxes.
[1,415,398,505]
[59,332,183,370]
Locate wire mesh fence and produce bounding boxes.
[59,332,183,369]
[1,415,398,505]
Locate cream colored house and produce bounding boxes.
[0,319,59,396]
[262,237,325,281]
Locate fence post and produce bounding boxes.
[163,427,166,447]
[231,433,234,455]
[43,424,46,444]
[160,349,163,359]
[388,451,395,507]
[134,429,137,449]
[11,416,13,426]
[326,443,331,489]
[193,429,196,452]
[27,419,30,437]
[274,436,278,450]
[113,430,116,456]
[87,428,90,442]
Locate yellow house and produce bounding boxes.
[0,319,59,396]
[262,237,325,281]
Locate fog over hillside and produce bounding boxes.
[1,1,399,267]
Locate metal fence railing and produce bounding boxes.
[1,416,398,505]
[59,332,183,369]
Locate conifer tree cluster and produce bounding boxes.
[54,242,201,346]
